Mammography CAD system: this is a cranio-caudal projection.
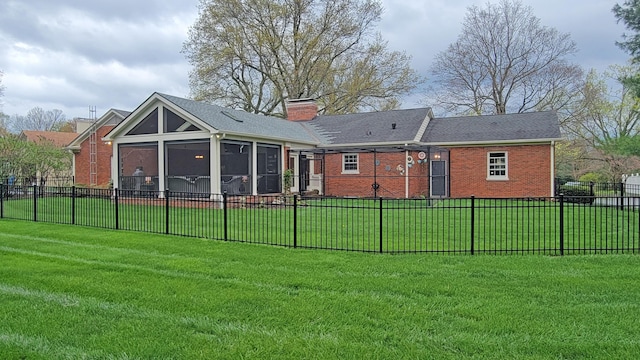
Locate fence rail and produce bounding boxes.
[1,184,639,255]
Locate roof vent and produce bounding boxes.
[392,123,397,130]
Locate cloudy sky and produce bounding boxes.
[0,0,630,120]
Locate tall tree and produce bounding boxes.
[564,66,640,181]
[429,0,582,116]
[183,0,421,117]
[0,70,5,132]
[613,0,640,95]
[613,0,640,61]
[566,67,640,149]
[7,107,66,133]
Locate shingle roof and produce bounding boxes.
[112,109,131,119]
[21,131,78,147]
[422,111,562,144]
[157,93,320,144]
[303,108,432,146]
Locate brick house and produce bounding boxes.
[66,109,130,187]
[288,100,561,198]
[99,92,561,198]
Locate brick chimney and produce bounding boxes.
[286,98,318,121]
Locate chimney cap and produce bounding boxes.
[286,98,316,104]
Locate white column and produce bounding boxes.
[111,141,118,189]
[210,135,220,195]
[158,139,165,198]
[252,142,258,195]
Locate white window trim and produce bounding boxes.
[342,153,359,174]
[487,151,508,180]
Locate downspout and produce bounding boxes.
[322,150,326,196]
[373,149,378,198]
[405,150,409,199]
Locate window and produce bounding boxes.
[342,154,359,174]
[487,152,508,180]
[257,144,281,194]
[220,141,252,195]
[126,108,158,135]
[164,108,201,132]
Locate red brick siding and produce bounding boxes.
[73,125,115,186]
[449,145,552,198]
[323,152,429,198]
[286,102,318,121]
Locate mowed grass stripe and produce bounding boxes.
[0,332,123,360]
[0,241,466,305]
[1,233,190,260]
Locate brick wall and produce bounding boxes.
[73,125,115,187]
[320,144,553,198]
[323,151,429,198]
[449,144,553,198]
[286,100,317,121]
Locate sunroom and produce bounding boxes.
[103,93,319,197]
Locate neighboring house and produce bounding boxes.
[21,130,78,148]
[101,92,562,198]
[20,130,78,185]
[66,109,130,187]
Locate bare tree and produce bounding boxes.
[429,0,583,116]
[183,0,422,117]
[8,107,67,133]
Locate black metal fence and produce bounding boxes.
[1,184,639,255]
[555,179,640,198]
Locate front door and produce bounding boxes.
[430,160,447,197]
[299,155,309,193]
[288,154,299,193]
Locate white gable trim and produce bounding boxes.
[103,93,218,141]
[66,109,127,150]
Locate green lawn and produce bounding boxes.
[2,195,639,254]
[0,220,639,359]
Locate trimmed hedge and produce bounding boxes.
[559,185,594,204]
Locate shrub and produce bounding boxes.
[579,172,608,183]
[559,185,593,204]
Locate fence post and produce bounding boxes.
[559,194,564,256]
[165,189,170,235]
[114,188,119,230]
[71,186,76,225]
[293,194,298,248]
[33,184,38,222]
[379,197,383,253]
[470,196,475,255]
[223,192,228,241]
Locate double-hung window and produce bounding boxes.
[342,154,359,174]
[487,152,508,180]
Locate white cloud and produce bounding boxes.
[0,0,632,118]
